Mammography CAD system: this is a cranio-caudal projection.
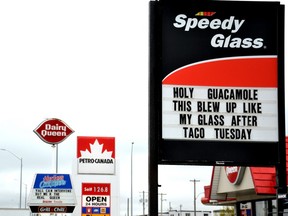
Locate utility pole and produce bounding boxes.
[190,179,200,216]
[127,198,129,216]
[159,193,166,216]
[140,191,148,216]
[142,191,145,216]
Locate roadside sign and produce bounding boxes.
[149,0,285,166]
[34,118,74,144]
[82,183,111,216]
[28,173,76,213]
[77,136,116,174]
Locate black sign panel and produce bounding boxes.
[149,0,285,166]
[29,206,75,213]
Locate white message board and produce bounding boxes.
[28,174,76,206]
[163,86,278,141]
[162,57,279,143]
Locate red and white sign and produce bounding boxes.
[77,136,115,174]
[34,118,74,144]
[225,166,246,185]
[162,56,278,142]
[81,183,111,215]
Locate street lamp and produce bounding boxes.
[24,183,28,208]
[0,148,22,208]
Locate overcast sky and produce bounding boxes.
[0,0,286,216]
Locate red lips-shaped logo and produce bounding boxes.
[34,118,74,144]
[225,166,246,185]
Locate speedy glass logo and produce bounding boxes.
[173,12,264,49]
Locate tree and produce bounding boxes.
[219,206,235,216]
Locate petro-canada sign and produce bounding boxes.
[34,118,74,145]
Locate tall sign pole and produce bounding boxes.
[149,0,161,215]
[276,5,286,215]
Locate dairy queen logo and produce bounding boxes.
[225,166,246,185]
[34,118,74,144]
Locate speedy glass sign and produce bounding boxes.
[150,0,285,165]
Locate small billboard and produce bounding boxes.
[28,173,76,213]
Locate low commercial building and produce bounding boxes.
[201,138,288,215]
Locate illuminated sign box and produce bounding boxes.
[150,0,285,166]
[162,57,278,142]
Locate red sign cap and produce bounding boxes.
[34,118,74,144]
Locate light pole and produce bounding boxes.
[131,142,134,216]
[190,179,200,216]
[24,183,27,208]
[0,148,22,208]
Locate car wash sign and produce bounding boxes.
[81,183,111,216]
[28,173,76,213]
[77,136,116,174]
[150,0,285,165]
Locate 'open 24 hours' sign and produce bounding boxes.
[81,183,111,216]
[150,0,285,166]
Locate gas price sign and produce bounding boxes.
[81,183,111,216]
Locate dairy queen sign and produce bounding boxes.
[34,118,74,144]
[225,166,246,185]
